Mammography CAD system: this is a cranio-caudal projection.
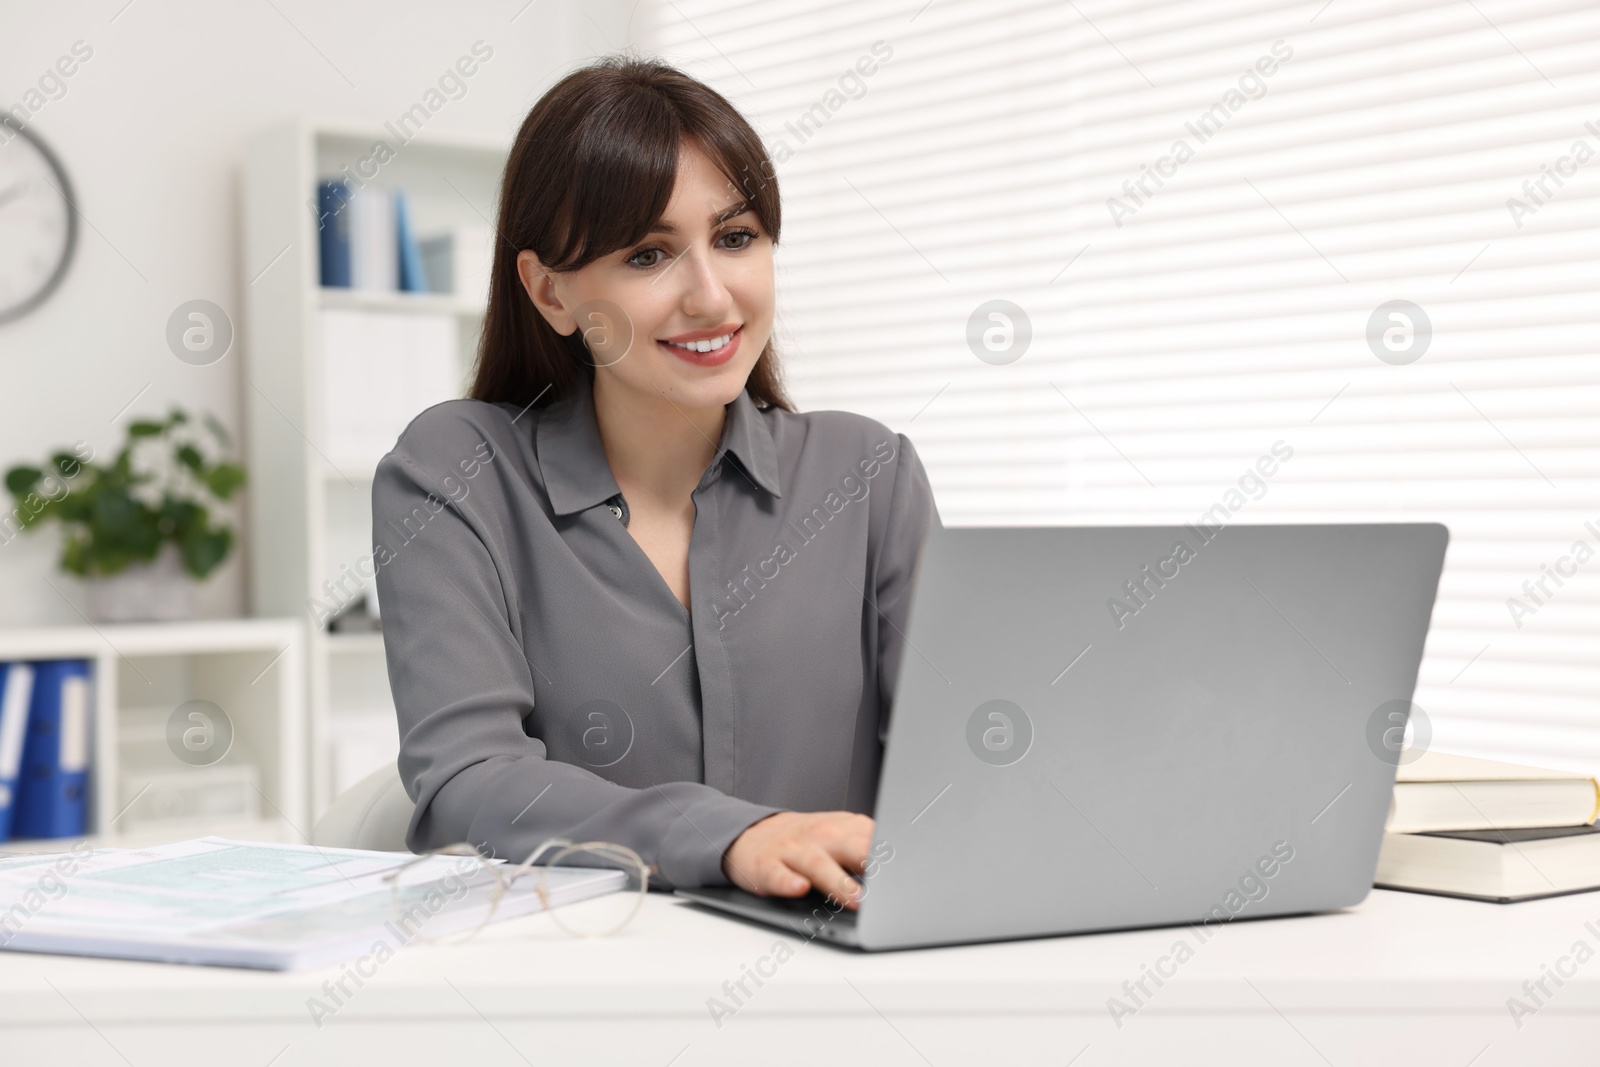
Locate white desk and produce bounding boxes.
[1,886,1596,1066]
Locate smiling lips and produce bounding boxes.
[658,324,742,366]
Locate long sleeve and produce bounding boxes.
[371,433,782,889]
[873,432,943,743]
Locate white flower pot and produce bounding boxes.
[85,544,196,623]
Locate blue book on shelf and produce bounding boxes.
[14,659,92,840]
[0,661,36,842]
[395,188,427,293]
[318,179,352,288]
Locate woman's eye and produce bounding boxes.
[627,229,758,270]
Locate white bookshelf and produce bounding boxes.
[239,119,508,821]
[0,619,304,849]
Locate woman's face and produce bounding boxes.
[518,140,775,412]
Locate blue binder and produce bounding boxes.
[317,179,352,288]
[0,661,36,842]
[14,659,92,840]
[395,188,427,293]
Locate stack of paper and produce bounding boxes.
[0,837,624,970]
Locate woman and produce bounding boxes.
[372,54,939,912]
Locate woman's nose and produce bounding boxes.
[673,247,733,318]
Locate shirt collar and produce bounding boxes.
[535,374,783,517]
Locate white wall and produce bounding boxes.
[0,0,638,626]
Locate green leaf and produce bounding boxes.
[90,488,138,532]
[61,533,90,577]
[4,465,42,497]
[90,550,136,577]
[205,463,246,500]
[202,412,233,449]
[55,491,94,524]
[87,491,162,570]
[181,525,232,578]
[19,496,56,528]
[159,497,202,533]
[176,444,204,472]
[125,522,163,559]
[48,452,84,480]
[128,420,165,438]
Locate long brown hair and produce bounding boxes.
[469,53,794,413]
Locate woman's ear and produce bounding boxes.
[516,249,576,336]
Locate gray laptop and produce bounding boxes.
[676,522,1449,951]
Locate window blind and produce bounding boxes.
[644,0,1600,776]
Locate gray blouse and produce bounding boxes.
[371,372,940,888]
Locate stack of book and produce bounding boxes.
[316,180,493,304]
[1376,749,1600,903]
[0,659,92,843]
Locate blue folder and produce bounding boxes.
[0,661,36,842]
[14,659,92,840]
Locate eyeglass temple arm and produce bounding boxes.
[513,837,573,873]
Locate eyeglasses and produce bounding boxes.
[381,838,653,942]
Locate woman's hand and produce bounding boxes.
[720,811,874,910]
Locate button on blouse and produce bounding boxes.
[370,372,941,888]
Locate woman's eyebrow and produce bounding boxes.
[646,200,751,236]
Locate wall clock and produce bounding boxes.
[0,117,77,325]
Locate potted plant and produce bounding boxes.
[3,407,246,622]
